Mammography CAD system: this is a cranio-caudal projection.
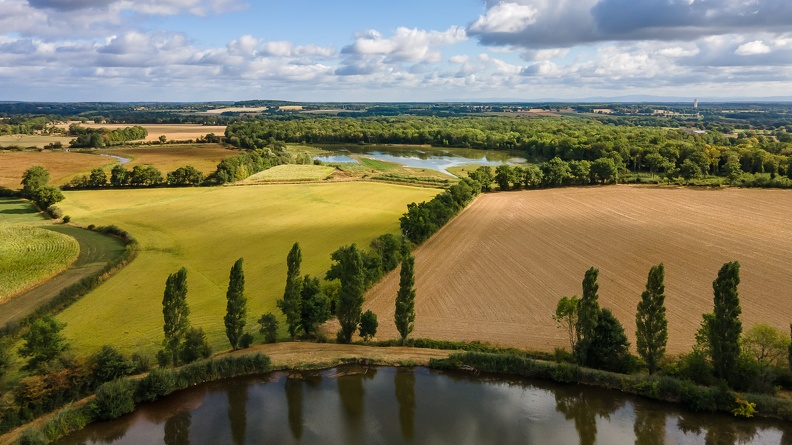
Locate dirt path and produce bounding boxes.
[223,342,451,368]
[0,226,126,328]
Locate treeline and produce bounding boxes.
[400,179,481,244]
[225,116,792,183]
[64,164,204,189]
[68,124,148,148]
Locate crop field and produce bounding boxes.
[242,164,336,182]
[0,150,114,189]
[104,144,239,174]
[55,123,227,142]
[0,134,73,149]
[56,183,439,355]
[365,186,792,354]
[0,224,79,302]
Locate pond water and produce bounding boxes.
[57,366,790,445]
[316,145,527,176]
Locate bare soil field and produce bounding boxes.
[104,144,239,174]
[55,123,227,142]
[365,185,792,354]
[0,151,113,189]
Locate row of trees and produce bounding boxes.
[68,125,148,148]
[20,166,65,209]
[555,260,790,393]
[65,164,205,189]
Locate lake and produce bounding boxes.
[56,366,790,445]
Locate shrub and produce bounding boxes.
[46,205,63,219]
[92,379,137,421]
[130,353,151,374]
[179,328,212,364]
[239,333,254,349]
[18,428,47,445]
[136,368,176,403]
[90,345,133,386]
[258,313,278,343]
[62,215,70,224]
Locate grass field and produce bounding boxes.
[104,144,239,174]
[0,151,114,189]
[55,123,227,143]
[56,183,440,355]
[365,185,792,354]
[0,135,73,149]
[242,164,336,182]
[0,225,79,302]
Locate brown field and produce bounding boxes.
[0,151,113,189]
[104,144,239,174]
[365,185,792,354]
[0,134,73,149]
[55,123,227,142]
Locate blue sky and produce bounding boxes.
[2,0,792,102]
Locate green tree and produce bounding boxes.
[591,157,618,184]
[708,261,742,384]
[394,243,416,345]
[574,267,600,366]
[88,168,107,187]
[299,275,331,338]
[542,157,571,187]
[258,313,279,343]
[225,258,247,350]
[18,315,68,371]
[468,166,494,192]
[568,160,591,185]
[89,345,132,385]
[327,244,365,343]
[679,159,703,183]
[587,308,631,373]
[162,267,190,366]
[21,165,50,196]
[644,152,669,178]
[495,165,515,191]
[110,165,129,187]
[359,310,378,341]
[636,263,668,374]
[723,154,743,184]
[742,323,789,366]
[277,242,303,340]
[31,185,64,209]
[179,327,212,364]
[522,164,544,188]
[553,295,579,352]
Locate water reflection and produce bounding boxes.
[55,367,792,445]
[394,368,415,440]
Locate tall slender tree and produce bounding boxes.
[299,275,331,338]
[708,261,742,384]
[162,267,190,366]
[328,244,365,343]
[225,258,247,350]
[574,267,601,366]
[394,242,416,345]
[277,242,303,340]
[636,263,668,374]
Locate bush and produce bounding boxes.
[62,215,70,224]
[179,328,212,364]
[90,345,133,386]
[18,428,47,445]
[239,333,254,349]
[39,405,92,442]
[46,206,63,219]
[136,368,176,403]
[130,353,151,374]
[92,379,137,421]
[258,313,278,343]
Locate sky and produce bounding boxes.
[1,0,792,102]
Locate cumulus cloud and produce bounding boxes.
[735,40,772,56]
[469,0,792,49]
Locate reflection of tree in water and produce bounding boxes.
[554,385,624,445]
[337,367,377,444]
[633,402,666,445]
[677,413,758,445]
[226,383,248,445]
[781,427,792,445]
[86,411,136,444]
[164,411,191,445]
[394,368,416,441]
[285,377,303,441]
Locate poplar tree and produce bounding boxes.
[636,263,668,374]
[277,242,302,339]
[328,244,365,343]
[574,267,600,366]
[225,258,247,350]
[708,261,742,384]
[162,267,190,366]
[394,242,416,345]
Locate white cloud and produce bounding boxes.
[469,2,539,33]
[735,40,772,56]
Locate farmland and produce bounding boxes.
[55,123,227,143]
[56,183,440,355]
[0,151,114,189]
[365,186,792,354]
[104,144,240,174]
[242,164,336,183]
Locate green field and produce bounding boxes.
[0,200,80,301]
[56,183,439,355]
[242,164,336,182]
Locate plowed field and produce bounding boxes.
[365,186,792,354]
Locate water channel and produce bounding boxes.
[313,145,527,176]
[56,366,790,445]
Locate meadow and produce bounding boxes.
[104,144,239,174]
[0,134,73,149]
[56,183,439,355]
[365,185,792,354]
[242,164,336,182]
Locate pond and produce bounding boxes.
[57,366,790,445]
[315,145,527,176]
